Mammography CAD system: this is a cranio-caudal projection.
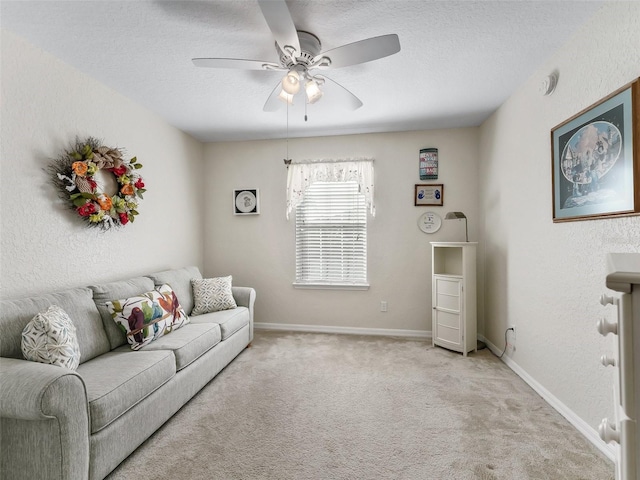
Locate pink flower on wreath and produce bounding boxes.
[112,165,127,177]
[119,212,129,225]
[77,202,97,217]
[134,178,145,189]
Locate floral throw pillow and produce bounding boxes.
[105,284,189,350]
[21,305,81,370]
[191,276,237,315]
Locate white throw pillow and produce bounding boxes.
[191,276,237,315]
[21,305,81,370]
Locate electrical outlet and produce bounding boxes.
[380,301,388,312]
[506,325,516,352]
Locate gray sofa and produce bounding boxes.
[0,266,255,480]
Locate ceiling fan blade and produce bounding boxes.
[314,34,400,69]
[258,0,300,55]
[319,75,363,110]
[192,58,284,71]
[263,81,284,112]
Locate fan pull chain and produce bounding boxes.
[305,99,308,122]
[285,101,290,163]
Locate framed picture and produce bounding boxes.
[419,148,438,180]
[415,184,443,206]
[233,189,260,215]
[551,78,639,222]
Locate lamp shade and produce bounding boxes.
[305,80,323,104]
[444,211,468,242]
[278,89,294,104]
[282,71,300,95]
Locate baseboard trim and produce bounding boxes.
[255,322,431,340]
[480,335,616,463]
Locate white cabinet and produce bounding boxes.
[599,253,640,480]
[431,242,477,356]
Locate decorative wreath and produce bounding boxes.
[50,137,146,230]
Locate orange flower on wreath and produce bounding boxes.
[96,195,113,211]
[72,161,88,176]
[120,184,134,196]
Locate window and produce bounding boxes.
[295,181,368,288]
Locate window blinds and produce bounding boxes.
[295,181,367,286]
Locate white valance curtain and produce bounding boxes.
[286,158,375,219]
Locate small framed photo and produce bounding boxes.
[415,184,443,206]
[233,189,260,215]
[551,78,639,222]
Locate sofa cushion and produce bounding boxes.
[77,349,175,433]
[191,276,237,315]
[105,284,190,351]
[140,323,221,371]
[90,276,156,350]
[21,305,81,370]
[146,266,202,316]
[0,287,110,364]
[189,306,249,340]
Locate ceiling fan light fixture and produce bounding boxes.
[278,88,294,104]
[194,2,402,114]
[305,79,323,104]
[281,71,301,95]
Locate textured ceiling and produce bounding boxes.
[1,0,604,142]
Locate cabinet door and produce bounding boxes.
[433,276,462,351]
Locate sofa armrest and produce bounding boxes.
[1,358,86,419]
[232,286,256,342]
[0,358,90,480]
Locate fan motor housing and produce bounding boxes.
[277,30,321,68]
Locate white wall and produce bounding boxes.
[0,30,205,299]
[204,128,479,333]
[479,1,640,433]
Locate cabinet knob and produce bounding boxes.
[600,354,616,367]
[598,418,620,444]
[599,294,615,306]
[596,318,618,336]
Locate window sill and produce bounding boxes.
[293,282,370,291]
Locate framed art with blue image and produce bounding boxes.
[551,78,639,222]
[415,184,444,206]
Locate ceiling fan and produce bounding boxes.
[192,0,401,112]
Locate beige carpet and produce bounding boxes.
[106,331,614,480]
